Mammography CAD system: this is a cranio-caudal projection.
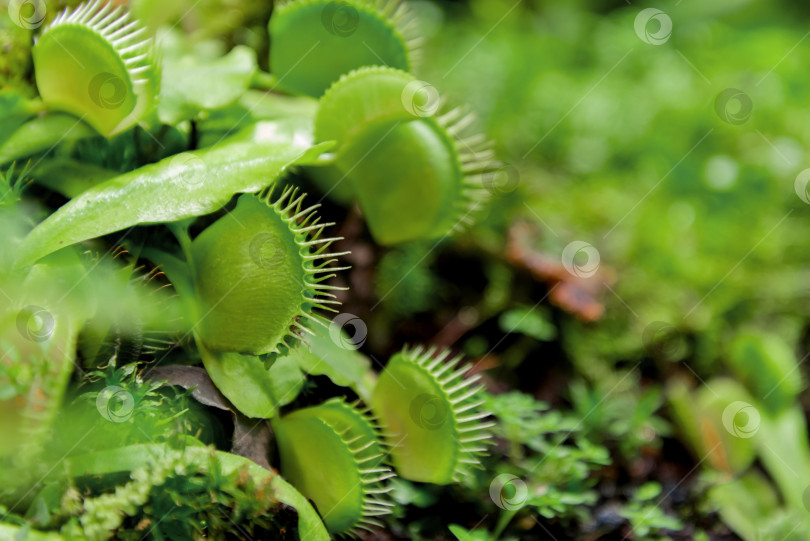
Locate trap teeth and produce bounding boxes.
[272,398,394,534]
[190,187,348,356]
[313,67,494,244]
[33,1,157,136]
[371,346,493,484]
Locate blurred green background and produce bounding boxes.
[419,0,810,371]
[414,1,810,536]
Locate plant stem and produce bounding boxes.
[492,509,519,539]
[252,70,278,90]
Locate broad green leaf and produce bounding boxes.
[0,90,30,119]
[0,90,37,147]
[448,524,499,541]
[728,332,803,416]
[293,330,374,401]
[0,524,64,540]
[0,113,95,166]
[198,344,282,419]
[754,406,810,514]
[197,92,318,145]
[267,353,306,407]
[198,341,305,419]
[199,108,318,151]
[159,44,257,124]
[222,117,317,152]
[15,134,332,267]
[197,340,304,418]
[240,91,318,120]
[31,158,117,199]
[707,472,780,541]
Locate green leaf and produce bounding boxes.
[728,332,803,416]
[0,90,37,147]
[15,133,331,267]
[448,524,499,541]
[0,524,64,540]
[0,113,95,166]
[498,305,557,342]
[635,482,662,501]
[196,92,319,145]
[708,471,779,541]
[223,117,317,153]
[754,406,810,514]
[159,44,257,124]
[0,89,30,119]
[197,344,282,419]
[293,329,374,401]
[196,338,305,419]
[266,353,306,407]
[389,478,438,508]
[30,158,117,199]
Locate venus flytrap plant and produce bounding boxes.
[314,67,494,244]
[212,341,495,536]
[183,187,350,417]
[14,132,331,268]
[268,0,421,97]
[272,398,396,535]
[668,377,757,475]
[371,345,495,484]
[1,0,506,537]
[667,332,810,541]
[32,0,158,136]
[0,248,184,493]
[267,0,497,245]
[190,187,348,355]
[0,252,88,463]
[129,185,348,418]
